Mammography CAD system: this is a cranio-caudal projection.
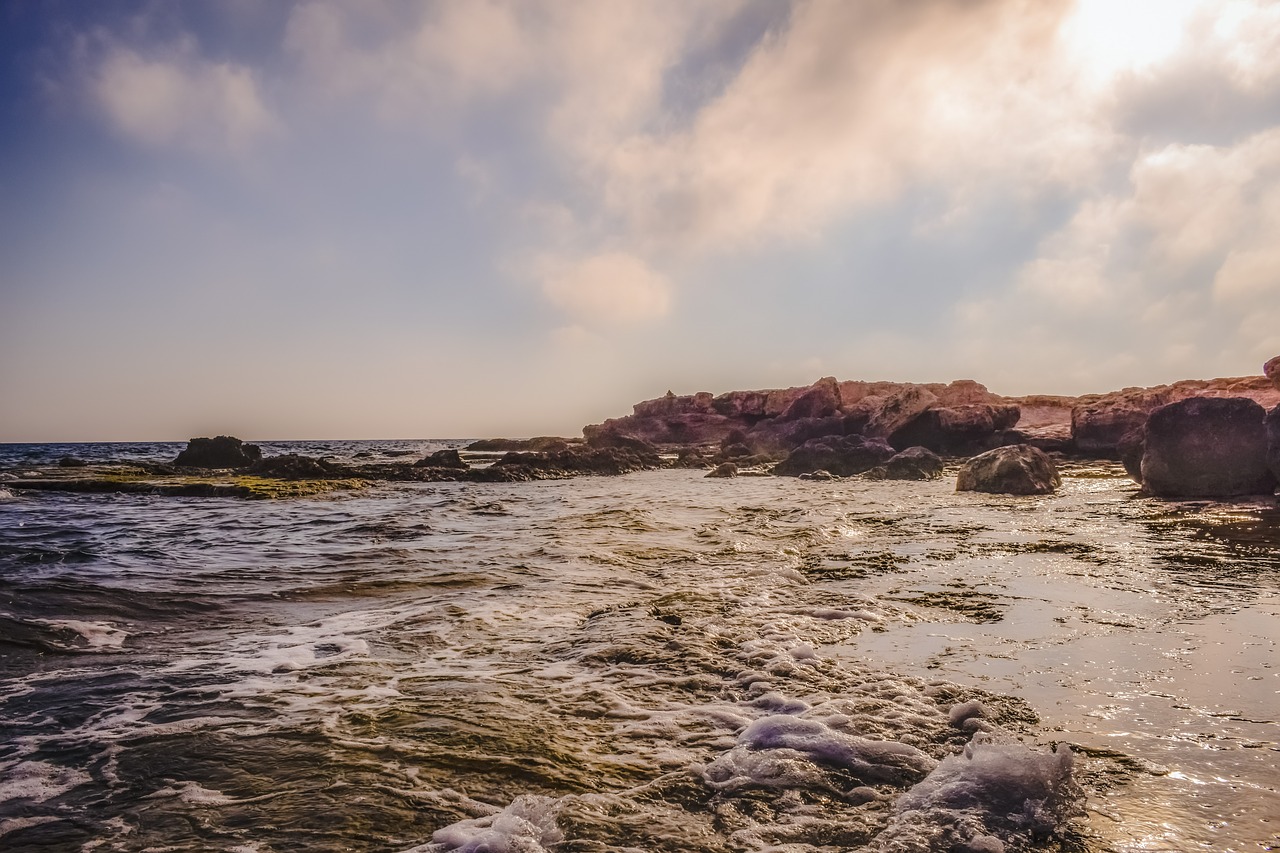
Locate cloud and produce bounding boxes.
[93,44,276,154]
[539,252,672,327]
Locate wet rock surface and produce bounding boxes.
[173,436,263,469]
[1140,397,1276,497]
[773,435,897,478]
[956,445,1060,495]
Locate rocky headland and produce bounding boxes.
[6,360,1279,500]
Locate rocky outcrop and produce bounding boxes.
[855,386,941,439]
[174,436,262,469]
[415,449,468,469]
[888,404,1020,454]
[1265,356,1280,391]
[251,454,341,479]
[869,446,944,480]
[488,446,661,478]
[956,445,1060,495]
[1139,397,1275,497]
[772,435,896,478]
[1070,376,1280,456]
[705,462,738,478]
[466,437,577,453]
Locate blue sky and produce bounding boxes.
[3,0,1279,441]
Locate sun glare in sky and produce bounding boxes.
[1062,0,1206,81]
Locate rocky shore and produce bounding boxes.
[6,360,1280,500]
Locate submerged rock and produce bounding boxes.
[174,436,262,469]
[956,445,1059,495]
[57,456,87,468]
[705,462,738,479]
[773,435,896,478]
[1140,397,1275,497]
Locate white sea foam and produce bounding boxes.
[34,619,130,651]
[421,795,562,853]
[0,760,91,805]
[874,736,1080,851]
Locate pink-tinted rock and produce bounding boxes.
[1265,356,1280,391]
[956,445,1060,495]
[772,435,896,477]
[854,386,940,439]
[888,404,1020,454]
[746,416,847,454]
[779,376,841,421]
[1140,397,1275,497]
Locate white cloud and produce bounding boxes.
[94,45,276,155]
[539,252,672,326]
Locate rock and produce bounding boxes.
[415,449,468,469]
[956,445,1060,495]
[745,415,847,454]
[721,442,752,459]
[251,454,341,479]
[798,470,835,481]
[778,376,841,420]
[856,386,940,439]
[879,446,944,480]
[705,462,738,478]
[174,436,263,469]
[1116,429,1145,484]
[491,446,661,478]
[888,404,1020,455]
[466,437,575,452]
[1140,397,1275,497]
[772,435,896,477]
[1268,405,1280,480]
[58,456,87,468]
[584,431,659,454]
[1266,356,1280,391]
[1071,400,1154,457]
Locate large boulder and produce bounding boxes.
[772,435,896,477]
[1140,397,1276,497]
[873,446,945,480]
[888,404,1020,454]
[956,445,1060,495]
[778,376,841,421]
[853,386,940,439]
[415,449,468,469]
[174,436,262,468]
[1266,356,1280,392]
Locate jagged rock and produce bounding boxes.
[772,435,896,478]
[874,446,945,480]
[855,386,940,439]
[1140,397,1275,497]
[174,436,262,469]
[705,462,738,478]
[888,404,1020,454]
[956,445,1060,495]
[491,446,660,477]
[778,376,841,420]
[1266,356,1280,392]
[746,415,847,454]
[584,431,660,454]
[415,449,468,469]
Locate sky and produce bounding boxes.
[2,0,1279,441]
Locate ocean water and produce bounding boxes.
[0,441,1276,852]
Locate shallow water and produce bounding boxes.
[0,443,1276,852]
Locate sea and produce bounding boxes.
[0,440,1276,852]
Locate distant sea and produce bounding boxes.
[1,440,1276,851]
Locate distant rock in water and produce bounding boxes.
[58,456,87,468]
[1139,397,1275,498]
[466,437,576,453]
[414,449,468,469]
[705,462,738,479]
[174,436,262,469]
[250,454,340,479]
[956,445,1060,495]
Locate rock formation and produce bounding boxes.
[771,435,896,478]
[174,436,262,469]
[1265,356,1280,391]
[868,446,945,480]
[1139,397,1276,497]
[956,445,1060,495]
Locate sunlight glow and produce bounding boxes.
[1062,0,1206,82]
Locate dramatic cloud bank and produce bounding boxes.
[1,0,1278,439]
